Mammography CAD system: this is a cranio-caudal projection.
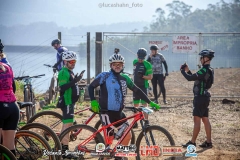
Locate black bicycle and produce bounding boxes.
[43,64,59,104]
[15,74,45,121]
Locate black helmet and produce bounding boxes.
[150,45,159,50]
[137,48,147,59]
[51,39,61,46]
[0,39,4,53]
[114,48,120,54]
[199,49,215,59]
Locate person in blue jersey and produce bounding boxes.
[181,49,215,148]
[51,39,68,72]
[88,53,160,160]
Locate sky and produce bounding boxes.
[0,0,230,28]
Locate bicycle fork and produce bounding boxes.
[140,120,156,146]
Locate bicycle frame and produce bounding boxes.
[76,110,145,153]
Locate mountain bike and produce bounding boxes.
[27,107,136,144]
[44,64,59,104]
[58,106,175,160]
[15,74,45,120]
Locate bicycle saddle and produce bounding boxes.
[17,102,33,109]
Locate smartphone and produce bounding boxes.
[80,70,85,76]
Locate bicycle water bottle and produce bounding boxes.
[115,122,129,140]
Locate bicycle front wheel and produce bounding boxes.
[15,130,54,160]
[0,144,17,160]
[135,125,175,160]
[59,124,105,159]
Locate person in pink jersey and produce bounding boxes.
[0,62,19,156]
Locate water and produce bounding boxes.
[4,45,240,93]
[5,46,95,93]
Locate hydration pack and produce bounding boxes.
[205,67,214,89]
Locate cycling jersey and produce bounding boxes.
[181,64,214,97]
[147,53,166,74]
[133,59,152,88]
[0,62,16,102]
[58,67,79,105]
[89,70,151,111]
[0,58,11,67]
[56,46,68,70]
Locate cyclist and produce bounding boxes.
[0,40,11,67]
[88,53,160,160]
[132,48,153,128]
[147,44,168,104]
[57,51,83,159]
[181,49,214,148]
[0,62,19,156]
[51,39,68,72]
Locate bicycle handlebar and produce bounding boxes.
[14,76,30,80]
[43,64,57,69]
[14,74,45,80]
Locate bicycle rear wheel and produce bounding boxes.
[135,125,175,160]
[0,144,17,160]
[59,124,104,159]
[20,123,62,160]
[15,130,54,160]
[27,111,63,137]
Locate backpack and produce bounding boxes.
[205,67,214,89]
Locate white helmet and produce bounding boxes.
[109,54,125,64]
[62,51,77,61]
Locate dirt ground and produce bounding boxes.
[39,68,240,160]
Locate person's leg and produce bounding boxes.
[158,74,167,103]
[151,75,158,102]
[0,127,2,144]
[202,117,212,143]
[191,116,201,143]
[2,130,16,150]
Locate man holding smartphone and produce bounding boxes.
[57,51,85,159]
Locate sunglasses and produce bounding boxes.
[68,60,76,64]
[112,63,123,67]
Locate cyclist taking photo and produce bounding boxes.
[57,51,84,159]
[147,45,169,104]
[181,49,215,148]
[51,39,68,72]
[88,53,160,160]
[0,62,19,157]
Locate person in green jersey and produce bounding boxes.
[57,51,84,159]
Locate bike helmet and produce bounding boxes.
[199,49,215,59]
[51,39,61,46]
[109,54,125,64]
[137,48,147,59]
[114,48,120,54]
[62,51,77,61]
[150,45,159,50]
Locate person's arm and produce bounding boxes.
[143,61,153,80]
[181,68,207,81]
[121,74,151,104]
[163,61,168,74]
[88,72,107,101]
[58,70,77,93]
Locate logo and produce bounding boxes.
[96,143,105,152]
[140,145,160,157]
[115,144,137,157]
[91,143,111,157]
[162,146,183,156]
[185,145,197,157]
